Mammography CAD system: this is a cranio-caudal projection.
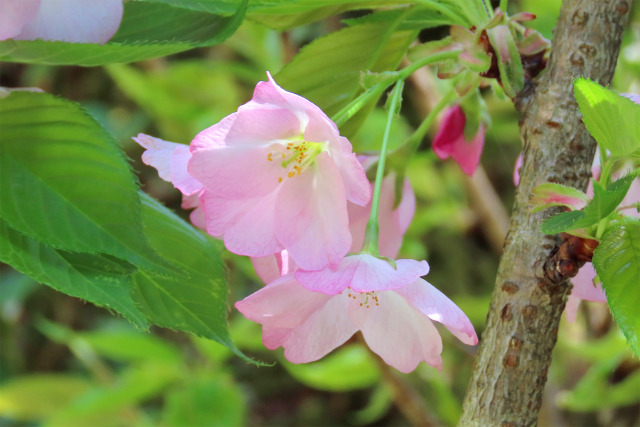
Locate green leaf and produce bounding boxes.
[574,78,640,158]
[282,345,380,391]
[0,375,91,422]
[486,25,524,98]
[275,12,417,136]
[540,175,636,235]
[0,90,169,275]
[131,193,246,359]
[592,220,640,358]
[0,0,247,66]
[0,219,148,329]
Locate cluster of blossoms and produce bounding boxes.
[1,0,123,44]
[135,73,478,373]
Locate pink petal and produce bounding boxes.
[188,144,282,199]
[350,290,443,373]
[433,106,485,176]
[223,190,284,257]
[296,254,429,295]
[191,114,237,152]
[0,0,40,40]
[171,144,202,195]
[570,263,606,302]
[513,153,523,186]
[134,134,175,182]
[224,108,303,146]
[15,0,123,44]
[133,134,201,196]
[251,255,282,285]
[235,276,357,363]
[331,138,371,206]
[565,295,581,323]
[275,152,351,271]
[395,279,478,345]
[378,175,415,259]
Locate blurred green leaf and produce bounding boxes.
[349,384,393,425]
[78,330,182,365]
[275,13,417,136]
[48,362,179,426]
[592,220,640,358]
[0,0,247,66]
[162,374,246,427]
[282,345,380,392]
[106,61,242,141]
[0,375,91,422]
[0,90,170,276]
[0,219,148,329]
[558,355,640,412]
[574,78,640,158]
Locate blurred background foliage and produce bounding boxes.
[1,0,639,426]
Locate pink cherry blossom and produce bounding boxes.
[235,274,478,373]
[432,105,485,176]
[1,0,123,44]
[188,72,370,270]
[565,262,607,322]
[250,173,415,285]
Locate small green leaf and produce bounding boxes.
[540,210,588,235]
[592,220,640,358]
[531,183,588,212]
[78,330,182,364]
[486,25,524,98]
[540,175,636,234]
[574,78,640,158]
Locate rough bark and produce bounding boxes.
[458,1,633,426]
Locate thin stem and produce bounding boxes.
[481,0,494,17]
[362,80,405,255]
[332,49,460,128]
[499,0,508,12]
[414,0,464,25]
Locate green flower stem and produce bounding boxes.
[362,80,405,255]
[332,50,461,127]
[414,0,464,25]
[499,0,508,11]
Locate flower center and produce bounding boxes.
[346,288,380,309]
[266,139,325,183]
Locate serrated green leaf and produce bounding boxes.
[592,221,640,358]
[574,78,640,158]
[131,193,247,360]
[0,90,171,275]
[275,12,417,137]
[540,210,587,235]
[0,218,148,329]
[0,0,247,66]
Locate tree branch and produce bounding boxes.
[459,1,633,425]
